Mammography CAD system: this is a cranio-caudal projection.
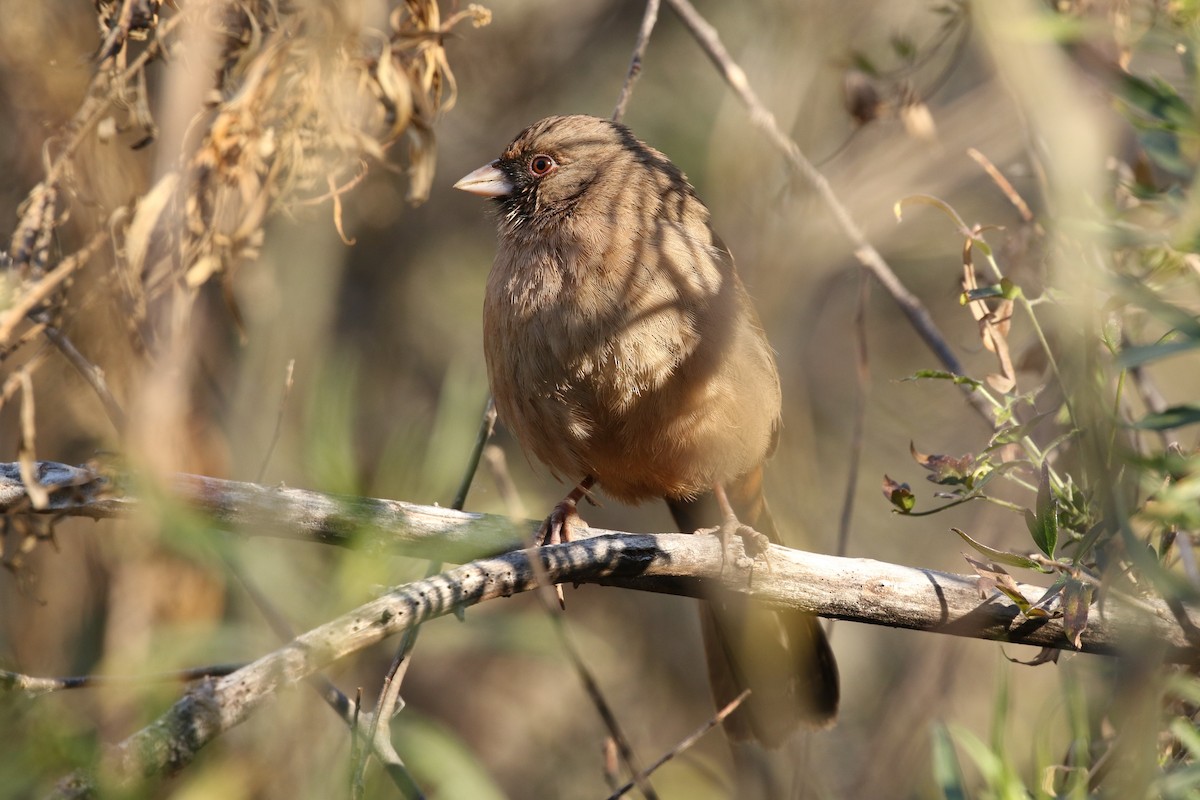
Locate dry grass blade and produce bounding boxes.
[967,147,1040,229]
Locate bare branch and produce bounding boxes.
[3,460,1195,662]
[608,690,749,800]
[42,325,128,434]
[612,0,662,123]
[663,0,993,424]
[0,664,242,697]
[41,522,1197,797]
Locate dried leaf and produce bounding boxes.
[964,555,1033,613]
[1004,647,1060,666]
[962,264,1018,394]
[911,442,976,486]
[125,171,179,279]
[901,100,937,143]
[185,256,222,288]
[1062,579,1094,649]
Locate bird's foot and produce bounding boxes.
[710,484,773,580]
[708,517,773,578]
[535,498,588,547]
[534,477,595,608]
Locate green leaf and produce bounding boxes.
[952,528,1041,570]
[1117,72,1195,130]
[890,34,917,62]
[1025,463,1059,558]
[960,278,1021,305]
[986,411,1054,450]
[1131,404,1200,431]
[1117,337,1200,369]
[1139,128,1193,177]
[931,723,967,800]
[901,370,983,390]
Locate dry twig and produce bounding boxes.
[663,0,993,423]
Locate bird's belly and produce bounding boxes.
[487,318,768,503]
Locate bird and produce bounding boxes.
[454,114,839,746]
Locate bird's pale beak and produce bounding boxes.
[454,161,513,197]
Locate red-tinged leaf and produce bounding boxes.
[952,528,1041,570]
[964,555,1032,612]
[1003,647,1060,666]
[882,474,915,513]
[911,442,977,486]
[1063,579,1094,649]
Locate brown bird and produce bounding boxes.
[455,114,838,746]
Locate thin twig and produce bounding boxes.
[612,0,662,123]
[351,398,498,795]
[606,689,749,800]
[482,443,526,519]
[0,231,109,347]
[836,268,871,561]
[0,664,243,696]
[539,578,660,800]
[255,359,295,483]
[830,268,872,640]
[451,397,497,511]
[967,147,1039,228]
[226,555,423,797]
[42,325,128,434]
[663,0,992,424]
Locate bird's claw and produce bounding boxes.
[707,518,773,579]
[535,498,588,609]
[535,500,586,547]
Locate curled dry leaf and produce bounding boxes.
[1062,579,1094,649]
[1004,647,1060,666]
[962,261,1017,394]
[964,554,1040,615]
[911,441,977,486]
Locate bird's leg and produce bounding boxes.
[712,483,772,574]
[535,476,596,610]
[536,475,596,546]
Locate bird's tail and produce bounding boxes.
[667,466,839,747]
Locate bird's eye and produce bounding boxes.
[529,155,556,176]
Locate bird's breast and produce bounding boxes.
[483,233,776,503]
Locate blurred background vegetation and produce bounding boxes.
[2,0,1200,797]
